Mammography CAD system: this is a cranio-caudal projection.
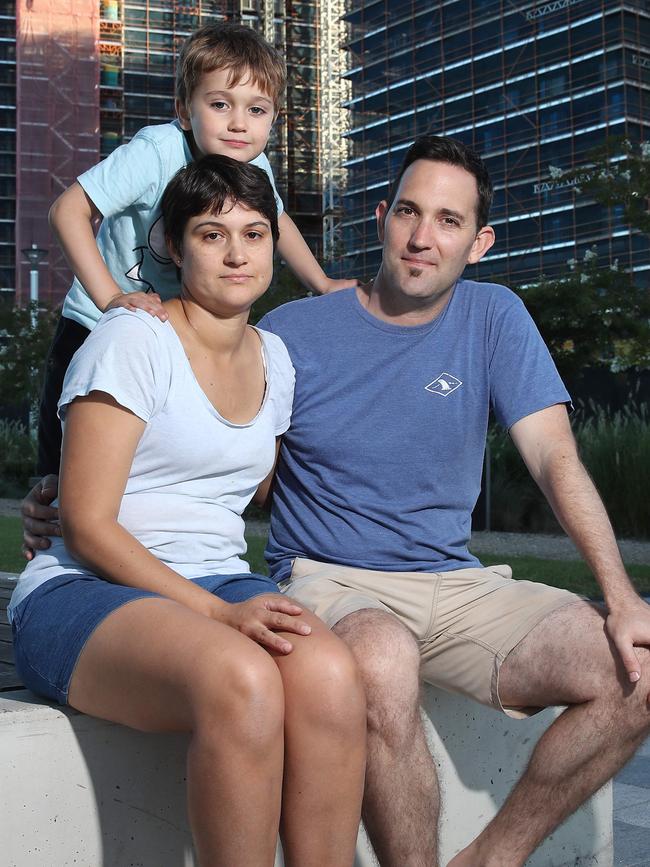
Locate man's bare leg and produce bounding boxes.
[449,600,650,867]
[334,609,439,867]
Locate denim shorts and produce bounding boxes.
[11,571,279,706]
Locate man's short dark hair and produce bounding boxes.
[385,136,493,229]
[162,154,279,257]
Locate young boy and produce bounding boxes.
[38,22,356,476]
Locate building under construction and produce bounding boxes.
[8,0,349,307]
[338,1,650,287]
[8,1,650,303]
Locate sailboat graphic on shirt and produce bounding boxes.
[425,373,463,397]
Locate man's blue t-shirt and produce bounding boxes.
[258,282,570,581]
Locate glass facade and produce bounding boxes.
[338,1,650,286]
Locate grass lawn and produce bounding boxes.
[0,516,23,574]
[2,517,649,597]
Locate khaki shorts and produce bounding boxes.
[281,558,580,718]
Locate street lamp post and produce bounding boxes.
[21,243,48,327]
[20,243,48,440]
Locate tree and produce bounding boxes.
[0,300,57,412]
[550,137,650,236]
[526,137,650,377]
[516,248,650,378]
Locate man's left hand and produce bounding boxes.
[605,594,650,683]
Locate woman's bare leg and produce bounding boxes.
[271,609,366,867]
[68,597,285,867]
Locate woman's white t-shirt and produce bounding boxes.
[9,308,295,619]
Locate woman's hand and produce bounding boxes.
[216,594,312,654]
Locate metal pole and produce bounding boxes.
[29,267,39,328]
[485,439,492,532]
[21,243,47,441]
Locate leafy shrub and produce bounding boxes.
[486,403,649,538]
[0,301,57,411]
[0,419,36,497]
[574,403,649,539]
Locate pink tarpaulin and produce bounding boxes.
[16,0,99,307]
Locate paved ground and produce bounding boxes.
[614,735,650,866]
[0,498,22,518]
[3,498,650,862]
[0,498,23,518]
[469,530,650,567]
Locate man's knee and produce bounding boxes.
[501,599,650,726]
[334,609,422,737]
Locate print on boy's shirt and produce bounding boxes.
[124,214,175,293]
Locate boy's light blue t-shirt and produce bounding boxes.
[258,282,571,581]
[62,120,283,331]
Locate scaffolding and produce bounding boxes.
[15,0,99,307]
[319,0,350,265]
[12,0,350,305]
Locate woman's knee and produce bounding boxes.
[281,628,366,731]
[191,641,285,744]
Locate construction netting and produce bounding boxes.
[16,0,99,307]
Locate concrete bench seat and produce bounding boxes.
[0,686,612,866]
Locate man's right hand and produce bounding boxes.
[21,474,61,560]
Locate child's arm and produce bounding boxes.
[277,212,358,295]
[49,182,167,320]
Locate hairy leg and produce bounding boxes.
[334,609,439,867]
[449,601,650,867]
[69,597,285,867]
[272,610,366,867]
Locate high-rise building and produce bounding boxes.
[339,1,650,287]
[9,0,346,307]
[0,0,16,297]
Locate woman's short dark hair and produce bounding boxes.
[385,136,493,229]
[162,154,279,257]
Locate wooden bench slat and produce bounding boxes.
[0,643,15,665]
[0,669,22,691]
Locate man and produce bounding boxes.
[24,136,650,867]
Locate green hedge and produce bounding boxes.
[486,404,649,539]
[0,420,36,497]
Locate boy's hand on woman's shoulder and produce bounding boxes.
[105,291,169,321]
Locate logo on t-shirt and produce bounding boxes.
[425,372,463,396]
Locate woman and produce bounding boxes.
[9,155,366,867]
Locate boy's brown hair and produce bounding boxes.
[175,22,286,111]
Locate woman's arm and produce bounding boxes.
[60,392,224,615]
[60,394,309,651]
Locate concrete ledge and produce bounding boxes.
[0,688,612,866]
[415,690,613,867]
